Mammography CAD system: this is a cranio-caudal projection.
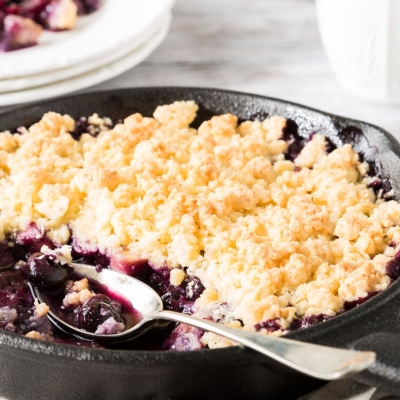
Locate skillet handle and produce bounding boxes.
[344,286,400,395]
[352,332,400,394]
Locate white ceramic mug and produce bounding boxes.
[316,0,400,104]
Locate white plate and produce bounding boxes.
[0,12,169,93]
[0,13,171,106]
[0,0,174,79]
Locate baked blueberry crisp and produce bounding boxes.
[0,101,399,350]
[0,0,102,52]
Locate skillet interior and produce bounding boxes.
[0,87,400,399]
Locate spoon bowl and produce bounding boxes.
[29,262,165,343]
[30,262,376,380]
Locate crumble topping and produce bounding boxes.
[34,300,49,317]
[0,101,399,348]
[170,269,186,287]
[25,330,45,340]
[40,244,72,264]
[62,277,95,308]
[46,0,78,30]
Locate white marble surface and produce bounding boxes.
[86,0,400,141]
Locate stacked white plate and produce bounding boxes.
[0,0,174,106]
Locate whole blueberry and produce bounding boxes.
[24,252,73,293]
[73,294,123,333]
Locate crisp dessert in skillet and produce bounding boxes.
[0,0,101,52]
[0,101,399,350]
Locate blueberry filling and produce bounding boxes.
[386,250,400,281]
[343,291,381,311]
[16,222,55,253]
[288,292,383,332]
[74,0,101,15]
[71,238,110,271]
[23,251,129,333]
[0,12,41,51]
[0,227,206,349]
[162,323,204,351]
[0,268,51,336]
[0,243,15,270]
[0,243,142,344]
[282,119,335,162]
[254,318,281,333]
[70,116,115,141]
[282,119,310,162]
[0,0,102,52]
[289,314,332,331]
[338,126,393,197]
[147,268,205,314]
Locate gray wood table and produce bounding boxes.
[88,0,400,141]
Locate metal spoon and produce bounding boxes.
[29,262,375,380]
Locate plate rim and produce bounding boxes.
[0,0,175,79]
[0,15,172,106]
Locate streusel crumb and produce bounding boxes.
[63,289,95,308]
[1,101,399,347]
[25,331,44,340]
[72,278,89,292]
[34,300,49,317]
[170,269,186,286]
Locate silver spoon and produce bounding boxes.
[29,262,375,380]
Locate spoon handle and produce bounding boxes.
[154,310,375,380]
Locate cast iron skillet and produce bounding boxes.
[0,87,400,400]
